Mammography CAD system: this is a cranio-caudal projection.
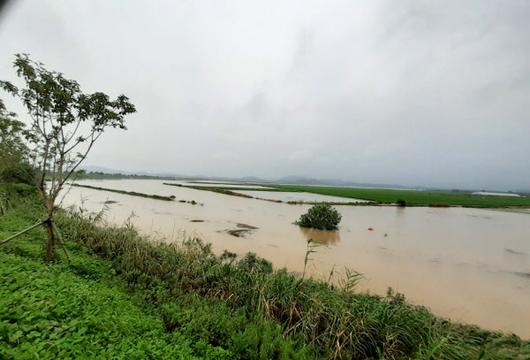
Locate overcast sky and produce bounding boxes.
[1,1,529,190]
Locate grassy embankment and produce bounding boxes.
[1,184,529,359]
[246,184,530,208]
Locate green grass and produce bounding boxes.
[165,181,530,208]
[1,184,529,359]
[266,185,530,208]
[0,252,205,359]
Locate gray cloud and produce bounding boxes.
[1,0,529,190]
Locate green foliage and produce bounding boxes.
[0,253,203,359]
[0,54,136,193]
[0,100,33,184]
[296,203,342,230]
[160,294,310,359]
[0,182,37,216]
[270,184,530,208]
[1,53,136,259]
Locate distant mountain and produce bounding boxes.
[81,166,417,189]
[81,165,527,194]
[82,165,186,179]
[273,175,417,190]
[82,165,127,174]
[276,175,322,184]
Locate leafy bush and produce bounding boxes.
[296,203,342,230]
[0,252,202,359]
[396,199,407,207]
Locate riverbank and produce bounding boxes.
[1,185,529,359]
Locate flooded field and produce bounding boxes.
[60,179,530,338]
[232,190,369,203]
[179,181,274,189]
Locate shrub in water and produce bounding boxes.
[296,203,341,230]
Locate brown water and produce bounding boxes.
[179,182,274,189]
[232,190,369,203]
[60,179,530,338]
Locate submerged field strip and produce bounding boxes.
[163,183,373,205]
[70,183,177,201]
[175,181,530,208]
[72,179,530,208]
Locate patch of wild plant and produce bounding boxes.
[296,204,342,230]
[51,206,530,359]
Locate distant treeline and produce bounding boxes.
[76,171,172,180]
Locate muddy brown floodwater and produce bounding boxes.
[60,179,530,338]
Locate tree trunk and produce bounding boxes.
[45,218,55,261]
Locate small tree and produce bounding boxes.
[0,99,32,183]
[0,54,136,260]
[296,203,342,230]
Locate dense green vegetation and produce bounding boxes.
[0,187,312,359]
[296,204,342,230]
[71,183,177,201]
[1,185,529,359]
[0,100,33,186]
[267,184,530,208]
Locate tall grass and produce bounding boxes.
[53,207,530,359]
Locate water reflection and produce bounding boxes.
[299,227,341,245]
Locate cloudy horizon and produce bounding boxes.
[1,1,529,191]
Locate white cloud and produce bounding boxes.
[1,0,529,190]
